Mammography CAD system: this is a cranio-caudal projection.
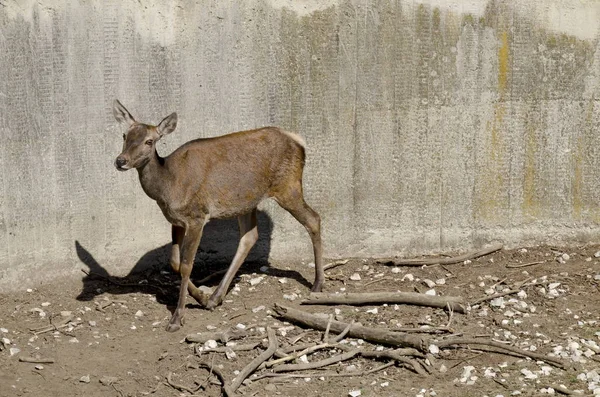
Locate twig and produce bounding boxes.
[273,349,360,372]
[19,356,55,364]
[302,292,466,314]
[393,326,451,334]
[273,322,354,359]
[323,315,333,342]
[290,332,308,345]
[364,277,391,287]
[506,261,543,269]
[166,372,199,394]
[330,320,354,343]
[545,384,574,395]
[186,327,257,344]
[197,361,230,395]
[264,343,333,368]
[251,362,395,382]
[435,338,566,369]
[337,345,427,375]
[274,304,426,350]
[380,243,503,266]
[471,281,549,305]
[197,342,261,355]
[224,327,278,395]
[323,260,349,271]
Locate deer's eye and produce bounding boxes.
[145,140,153,146]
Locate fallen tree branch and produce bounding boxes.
[273,349,361,372]
[250,362,395,382]
[264,343,333,368]
[197,361,230,396]
[224,327,278,395]
[186,327,257,344]
[273,304,426,351]
[196,342,261,355]
[19,356,55,364]
[435,338,566,370]
[302,292,466,314]
[380,243,503,266]
[337,345,427,375]
[323,260,349,271]
[471,280,549,306]
[166,372,199,394]
[506,261,543,269]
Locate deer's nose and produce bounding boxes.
[115,157,128,168]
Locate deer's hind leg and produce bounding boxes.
[206,209,258,310]
[273,182,324,292]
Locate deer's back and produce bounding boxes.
[164,127,305,219]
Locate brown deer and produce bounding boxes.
[112,100,324,332]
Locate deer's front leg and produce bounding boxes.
[166,222,204,332]
[171,225,208,306]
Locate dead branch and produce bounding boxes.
[264,343,334,368]
[224,327,278,395]
[273,349,360,372]
[336,345,427,376]
[197,342,261,355]
[166,372,199,394]
[506,261,544,269]
[186,327,257,344]
[435,338,566,370]
[197,361,230,396]
[323,314,333,342]
[471,280,549,306]
[323,260,349,271]
[251,362,395,382]
[273,304,426,351]
[380,243,503,266]
[302,292,466,314]
[18,356,55,364]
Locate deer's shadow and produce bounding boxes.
[75,211,311,307]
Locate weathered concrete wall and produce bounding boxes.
[1,0,600,289]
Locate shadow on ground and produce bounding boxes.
[74,210,311,306]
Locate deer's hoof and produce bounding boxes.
[311,283,323,293]
[165,322,181,332]
[205,298,220,311]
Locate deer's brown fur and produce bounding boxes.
[113,100,323,332]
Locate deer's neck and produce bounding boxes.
[137,150,170,202]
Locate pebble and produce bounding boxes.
[0,328,7,333]
[252,305,265,313]
[236,323,246,330]
[60,311,72,317]
[41,302,51,307]
[80,375,91,383]
[429,344,440,354]
[423,279,436,288]
[365,308,378,314]
[35,365,44,370]
[259,266,269,273]
[425,289,436,296]
[349,273,361,281]
[9,347,20,356]
[402,273,414,282]
[204,340,218,349]
[391,267,401,274]
[99,376,118,386]
[249,277,264,286]
[349,390,362,397]
[264,384,276,392]
[135,310,144,318]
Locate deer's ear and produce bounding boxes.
[113,99,136,126]
[157,112,177,137]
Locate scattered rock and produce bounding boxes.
[135,310,144,318]
[348,390,362,397]
[80,375,91,383]
[204,340,218,349]
[99,376,118,386]
[252,305,265,313]
[249,277,264,286]
[349,273,361,281]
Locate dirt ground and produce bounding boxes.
[1,244,600,397]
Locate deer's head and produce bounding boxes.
[113,100,177,171]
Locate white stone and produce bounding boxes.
[204,340,218,349]
[429,344,439,354]
[401,273,414,282]
[548,282,561,289]
[425,289,436,296]
[423,279,436,288]
[135,310,144,318]
[348,390,362,397]
[391,267,401,274]
[249,277,264,286]
[79,375,90,383]
[366,308,378,314]
[252,305,265,313]
[350,273,361,281]
[9,347,20,356]
[41,302,51,307]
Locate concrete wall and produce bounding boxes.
[1,0,600,289]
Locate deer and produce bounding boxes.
[112,100,324,332]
